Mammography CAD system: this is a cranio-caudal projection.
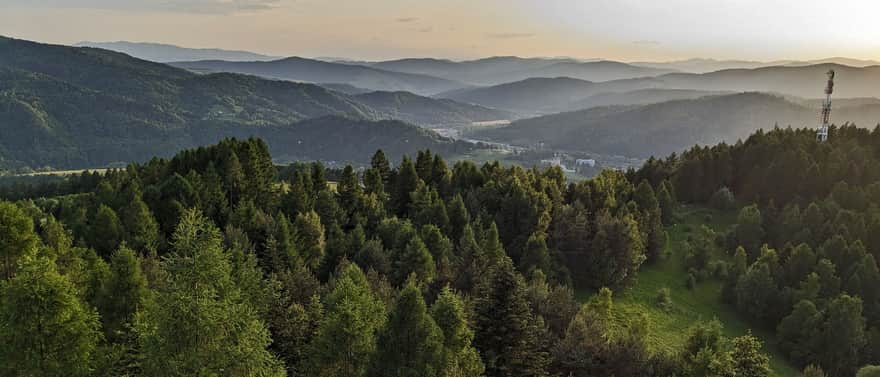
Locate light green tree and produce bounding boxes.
[136,209,285,377]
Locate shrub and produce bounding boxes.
[656,287,673,312]
[709,187,736,210]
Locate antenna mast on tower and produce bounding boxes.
[816,69,835,142]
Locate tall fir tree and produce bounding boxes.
[370,280,445,377]
[474,258,550,377]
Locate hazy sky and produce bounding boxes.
[3,0,880,61]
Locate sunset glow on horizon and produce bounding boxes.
[4,0,880,62]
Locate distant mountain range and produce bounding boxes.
[74,41,279,62]
[171,57,468,96]
[0,37,484,169]
[633,57,880,73]
[367,57,675,85]
[472,92,880,158]
[441,64,880,114]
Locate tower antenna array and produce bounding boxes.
[816,69,835,142]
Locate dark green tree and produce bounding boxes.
[370,280,445,377]
[474,259,550,377]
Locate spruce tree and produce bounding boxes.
[370,280,444,377]
[97,245,149,341]
[474,258,549,377]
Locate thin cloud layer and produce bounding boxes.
[486,32,535,39]
[8,0,283,14]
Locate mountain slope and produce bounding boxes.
[656,63,880,98]
[74,41,279,62]
[472,92,880,158]
[0,36,477,168]
[354,91,513,126]
[565,88,733,111]
[171,57,468,95]
[371,56,673,85]
[438,76,665,114]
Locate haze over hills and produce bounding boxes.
[170,57,468,96]
[472,92,880,158]
[633,57,880,73]
[74,41,279,62]
[437,76,666,114]
[440,63,880,114]
[354,91,513,127]
[369,56,674,85]
[0,36,481,168]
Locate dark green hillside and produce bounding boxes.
[354,91,513,126]
[0,37,483,169]
[171,57,468,95]
[264,116,479,163]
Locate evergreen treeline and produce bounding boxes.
[0,137,777,376]
[635,124,880,376]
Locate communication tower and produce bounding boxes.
[816,69,835,142]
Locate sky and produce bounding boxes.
[3,0,880,62]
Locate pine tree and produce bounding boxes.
[136,209,285,377]
[394,237,436,286]
[0,200,38,280]
[370,280,445,377]
[371,149,392,185]
[474,259,549,377]
[294,210,326,271]
[818,294,866,376]
[122,196,159,253]
[307,263,385,377]
[431,286,485,377]
[392,157,421,216]
[97,245,149,341]
[519,232,551,275]
[657,181,676,225]
[0,252,100,377]
[91,204,123,258]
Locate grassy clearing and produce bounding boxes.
[578,205,799,377]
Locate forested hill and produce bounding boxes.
[170,57,468,95]
[353,91,514,126]
[0,135,791,376]
[0,37,479,169]
[473,92,880,158]
[633,125,880,376]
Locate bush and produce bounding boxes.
[656,287,673,312]
[709,187,736,210]
[857,365,880,377]
[801,364,828,377]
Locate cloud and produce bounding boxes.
[486,32,535,39]
[396,17,418,23]
[632,40,662,46]
[7,0,283,14]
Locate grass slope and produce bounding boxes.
[580,205,799,377]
